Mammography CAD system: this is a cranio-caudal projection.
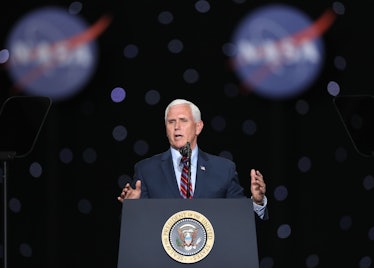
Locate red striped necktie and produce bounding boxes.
[180,156,192,198]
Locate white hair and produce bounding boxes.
[164,99,201,123]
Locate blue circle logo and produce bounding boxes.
[231,4,336,99]
[5,7,109,101]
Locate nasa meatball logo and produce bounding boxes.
[161,210,215,264]
[231,4,336,99]
[5,6,111,101]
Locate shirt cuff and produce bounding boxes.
[252,196,267,219]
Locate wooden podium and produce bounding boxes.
[117,198,259,268]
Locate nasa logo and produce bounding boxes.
[5,7,110,101]
[231,4,336,99]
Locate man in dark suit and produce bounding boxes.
[117,98,268,219]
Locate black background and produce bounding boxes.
[1,0,374,268]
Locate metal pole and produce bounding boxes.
[2,160,8,268]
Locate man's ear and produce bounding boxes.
[196,120,204,135]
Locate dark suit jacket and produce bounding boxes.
[133,148,246,198]
[133,148,269,220]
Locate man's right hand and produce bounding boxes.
[117,180,142,202]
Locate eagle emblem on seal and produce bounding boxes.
[176,223,202,250]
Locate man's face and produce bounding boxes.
[165,104,203,150]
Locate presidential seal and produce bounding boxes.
[161,210,215,264]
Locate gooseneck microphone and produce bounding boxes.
[179,142,191,158]
[179,142,191,198]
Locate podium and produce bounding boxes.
[117,198,259,268]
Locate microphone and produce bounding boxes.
[179,142,191,198]
[179,142,191,157]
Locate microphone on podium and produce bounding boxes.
[179,142,191,157]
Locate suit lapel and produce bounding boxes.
[161,149,182,198]
[193,150,209,198]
